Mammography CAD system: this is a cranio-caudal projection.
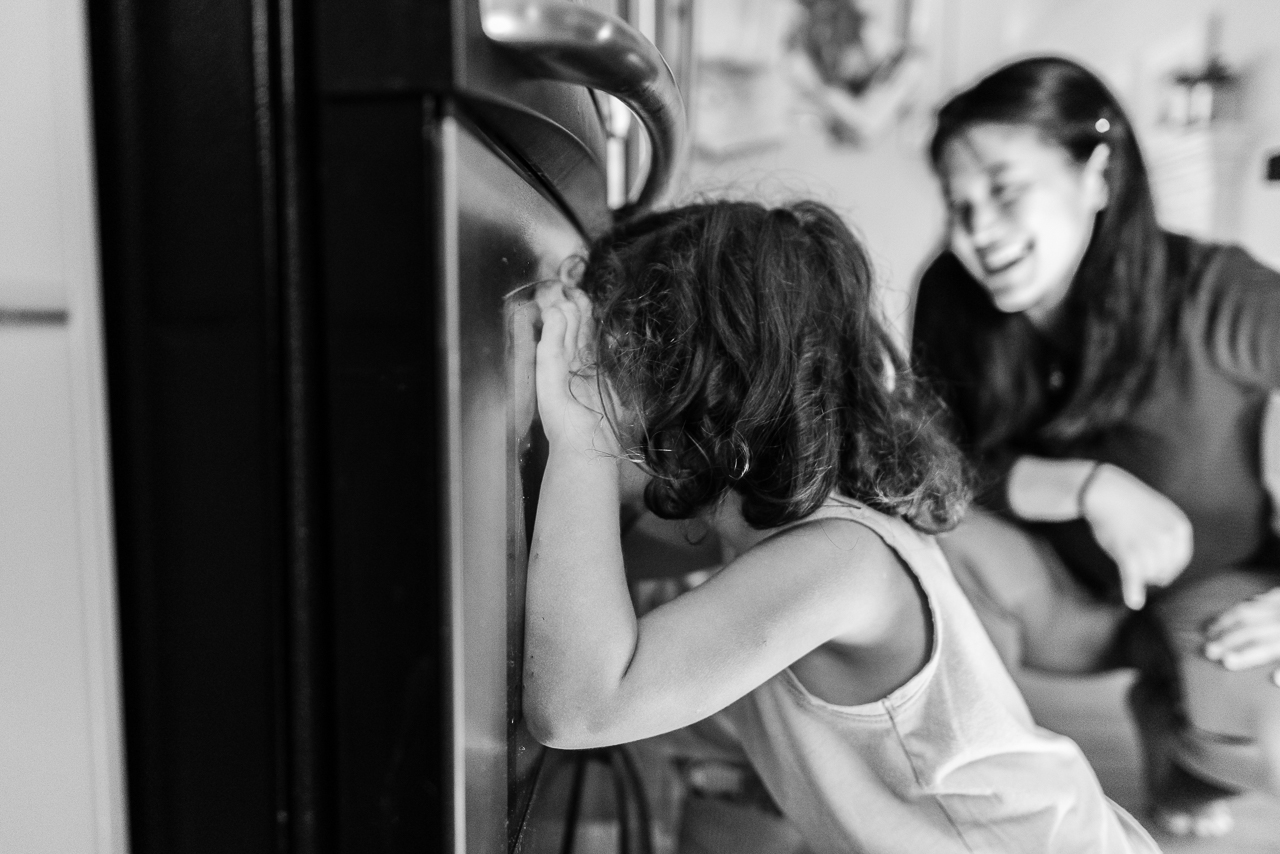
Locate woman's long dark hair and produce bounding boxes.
[918,56,1177,450]
[580,199,970,534]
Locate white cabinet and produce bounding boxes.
[0,2,126,852]
[1145,124,1255,241]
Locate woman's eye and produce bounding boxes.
[992,183,1025,203]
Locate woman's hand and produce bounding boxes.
[535,287,620,457]
[1081,464,1193,610]
[1203,588,1280,686]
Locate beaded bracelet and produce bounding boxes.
[1076,461,1103,519]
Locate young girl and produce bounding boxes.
[524,200,1160,852]
[911,55,1280,837]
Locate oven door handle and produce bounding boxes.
[481,0,687,219]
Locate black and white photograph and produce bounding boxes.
[4,0,1280,852]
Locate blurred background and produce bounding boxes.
[680,0,1280,338]
[1,1,1278,853]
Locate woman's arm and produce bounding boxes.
[1006,456,1100,520]
[524,291,912,748]
[1201,245,1280,388]
[1007,456,1192,609]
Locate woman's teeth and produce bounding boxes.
[981,246,1029,275]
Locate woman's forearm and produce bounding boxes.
[523,442,639,744]
[1006,455,1100,521]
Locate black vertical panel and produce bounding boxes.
[91,0,604,850]
[90,0,289,852]
[314,0,454,92]
[317,96,444,852]
[94,0,450,847]
[270,0,336,850]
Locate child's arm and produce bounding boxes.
[523,288,640,743]
[524,291,917,748]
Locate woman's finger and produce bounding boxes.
[1205,622,1280,669]
[1211,635,1280,671]
[1118,553,1148,610]
[1206,597,1280,639]
[1206,621,1280,658]
[1205,610,1248,640]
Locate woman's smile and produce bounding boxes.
[977,240,1032,276]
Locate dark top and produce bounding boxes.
[912,234,1280,597]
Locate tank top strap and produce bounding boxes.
[766,494,866,529]
[773,495,896,540]
[770,495,947,588]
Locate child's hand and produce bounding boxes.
[1203,587,1280,687]
[536,287,621,456]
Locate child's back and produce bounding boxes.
[715,496,1156,853]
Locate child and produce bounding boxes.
[524,200,1160,852]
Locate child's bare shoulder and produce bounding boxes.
[766,514,902,572]
[749,516,922,647]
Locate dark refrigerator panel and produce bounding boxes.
[315,98,584,854]
[94,0,688,851]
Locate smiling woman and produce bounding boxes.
[912,55,1280,840]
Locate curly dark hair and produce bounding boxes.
[579,199,970,533]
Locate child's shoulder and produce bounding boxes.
[744,514,919,647]
[762,502,911,567]
[775,510,892,551]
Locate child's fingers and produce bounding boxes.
[534,279,567,310]
[567,287,595,356]
[538,304,568,359]
[566,285,592,312]
[558,297,581,357]
[537,298,579,360]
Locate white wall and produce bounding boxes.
[681,0,949,342]
[1012,0,1280,269]
[682,122,944,340]
[0,2,127,852]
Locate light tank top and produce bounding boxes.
[714,498,1160,853]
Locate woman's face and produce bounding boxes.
[938,122,1110,321]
